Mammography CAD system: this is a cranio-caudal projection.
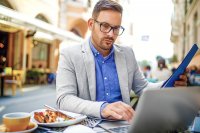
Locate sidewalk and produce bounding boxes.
[0,84,56,123]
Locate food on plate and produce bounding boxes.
[34,110,74,123]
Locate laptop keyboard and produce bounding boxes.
[109,125,130,133]
[81,117,102,128]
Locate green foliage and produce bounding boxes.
[138,60,152,67]
[169,54,178,63]
[26,69,45,84]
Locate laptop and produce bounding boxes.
[98,87,200,133]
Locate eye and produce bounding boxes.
[101,22,111,29]
[114,26,120,30]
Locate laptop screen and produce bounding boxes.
[128,87,200,133]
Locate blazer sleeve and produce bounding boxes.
[56,49,104,118]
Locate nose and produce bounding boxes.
[107,28,115,37]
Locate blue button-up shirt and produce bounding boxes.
[89,40,122,103]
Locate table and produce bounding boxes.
[32,121,193,133]
[32,126,107,133]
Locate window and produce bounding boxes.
[193,12,198,43]
[32,40,49,61]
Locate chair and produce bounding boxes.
[4,70,24,96]
[130,90,139,110]
[4,67,12,75]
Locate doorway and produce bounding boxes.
[0,31,9,72]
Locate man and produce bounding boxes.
[56,0,187,122]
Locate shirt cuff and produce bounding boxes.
[100,102,109,118]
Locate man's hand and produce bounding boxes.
[101,101,135,123]
[174,69,188,87]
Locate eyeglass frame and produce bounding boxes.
[93,19,125,36]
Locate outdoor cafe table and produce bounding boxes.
[32,121,194,133]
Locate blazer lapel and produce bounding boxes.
[114,46,130,104]
[82,40,96,101]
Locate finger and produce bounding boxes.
[119,102,134,118]
[110,106,130,121]
[108,115,132,123]
[108,110,123,120]
[185,68,190,73]
[174,81,187,86]
[101,106,122,119]
[107,115,119,120]
[116,102,134,121]
[120,102,135,116]
[179,75,187,82]
[118,106,133,121]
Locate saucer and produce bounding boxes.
[0,122,38,133]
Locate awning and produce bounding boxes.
[0,5,83,42]
[0,19,24,32]
[34,31,54,43]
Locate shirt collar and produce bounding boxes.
[89,39,99,56]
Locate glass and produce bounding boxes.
[94,19,125,36]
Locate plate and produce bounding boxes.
[30,109,87,127]
[0,122,38,133]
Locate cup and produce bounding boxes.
[3,112,31,132]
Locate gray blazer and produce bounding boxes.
[56,39,162,118]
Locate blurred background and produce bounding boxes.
[0,0,200,85]
[0,0,200,122]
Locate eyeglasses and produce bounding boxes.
[94,19,125,36]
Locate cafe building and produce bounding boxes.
[171,0,200,67]
[0,0,82,85]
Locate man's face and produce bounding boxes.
[88,10,122,54]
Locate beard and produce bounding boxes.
[100,37,115,50]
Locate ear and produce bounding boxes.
[88,18,94,30]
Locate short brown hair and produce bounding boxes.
[92,0,123,19]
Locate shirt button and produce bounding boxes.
[102,61,104,64]
[104,77,107,80]
[94,54,97,56]
[106,93,109,96]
